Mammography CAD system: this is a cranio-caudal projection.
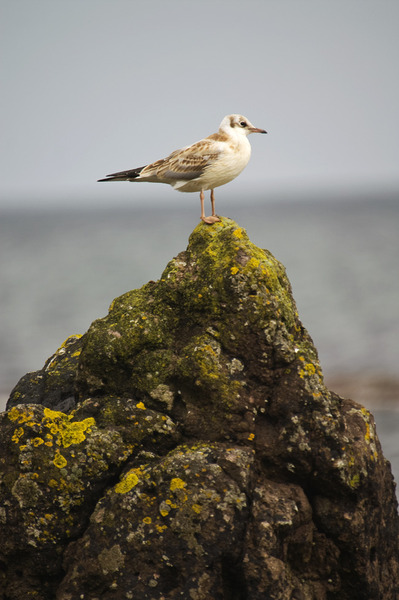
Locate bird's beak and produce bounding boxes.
[249,126,267,134]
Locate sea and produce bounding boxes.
[1,192,399,483]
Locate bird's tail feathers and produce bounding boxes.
[98,166,146,182]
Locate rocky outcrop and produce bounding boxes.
[2,217,398,599]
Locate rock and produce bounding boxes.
[2,217,398,599]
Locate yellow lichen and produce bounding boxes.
[261,266,271,277]
[60,420,94,447]
[11,427,24,444]
[299,362,317,379]
[32,437,44,447]
[42,408,95,448]
[246,257,260,269]
[8,407,35,425]
[59,334,82,349]
[136,402,146,410]
[115,468,143,494]
[53,453,67,469]
[233,228,244,239]
[170,478,187,491]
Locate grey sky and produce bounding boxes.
[1,0,399,208]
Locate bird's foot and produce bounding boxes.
[201,215,221,225]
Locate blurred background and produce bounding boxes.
[1,1,398,476]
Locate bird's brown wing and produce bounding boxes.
[142,139,222,182]
[98,137,224,183]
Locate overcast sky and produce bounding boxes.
[1,0,399,208]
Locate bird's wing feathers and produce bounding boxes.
[143,138,223,182]
[98,136,226,184]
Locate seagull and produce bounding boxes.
[98,114,267,224]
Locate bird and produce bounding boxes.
[98,114,267,224]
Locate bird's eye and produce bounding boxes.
[240,121,247,127]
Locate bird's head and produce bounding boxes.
[220,114,267,137]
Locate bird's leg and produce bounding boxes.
[209,190,221,222]
[210,189,217,216]
[200,190,221,224]
[200,190,206,220]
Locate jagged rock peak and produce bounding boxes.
[2,217,398,599]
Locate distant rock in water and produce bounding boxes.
[2,217,399,599]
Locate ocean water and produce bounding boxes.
[1,194,399,478]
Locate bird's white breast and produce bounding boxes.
[174,137,252,193]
